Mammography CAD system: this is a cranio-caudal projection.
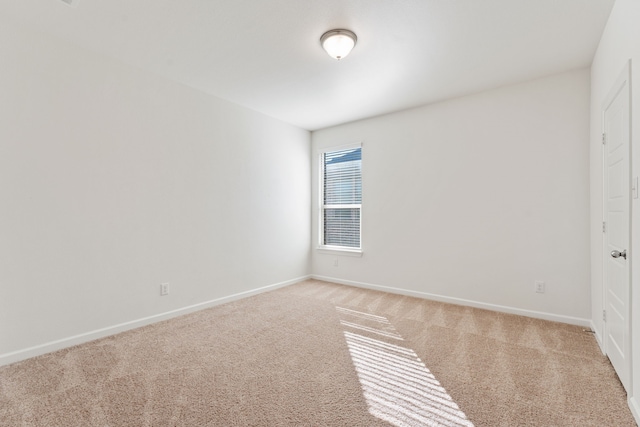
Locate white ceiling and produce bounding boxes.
[2,0,615,130]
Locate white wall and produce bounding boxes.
[312,69,591,323]
[0,23,310,364]
[590,0,640,421]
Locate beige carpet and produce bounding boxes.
[0,279,636,426]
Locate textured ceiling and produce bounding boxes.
[1,0,615,130]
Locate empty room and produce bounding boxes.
[1,0,640,426]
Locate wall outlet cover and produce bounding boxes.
[161,283,170,296]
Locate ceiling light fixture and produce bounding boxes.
[320,29,357,60]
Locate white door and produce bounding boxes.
[602,61,631,392]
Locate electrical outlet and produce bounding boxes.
[59,0,80,8]
[333,257,339,267]
[161,283,170,296]
[534,281,545,294]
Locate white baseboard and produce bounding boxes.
[312,275,591,327]
[629,396,640,426]
[0,275,309,367]
[590,320,606,354]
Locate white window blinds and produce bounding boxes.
[321,146,362,249]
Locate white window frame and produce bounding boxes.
[317,142,363,256]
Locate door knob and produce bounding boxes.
[611,249,627,259]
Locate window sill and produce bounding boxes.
[316,247,363,257]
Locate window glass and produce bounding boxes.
[321,147,362,249]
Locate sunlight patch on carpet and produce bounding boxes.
[337,306,474,427]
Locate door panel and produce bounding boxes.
[602,62,631,392]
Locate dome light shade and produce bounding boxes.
[320,29,357,60]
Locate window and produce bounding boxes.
[319,145,362,251]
